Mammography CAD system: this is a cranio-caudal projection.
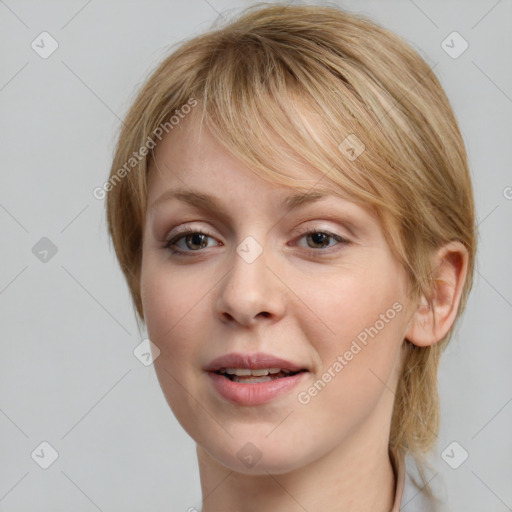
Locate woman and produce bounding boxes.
[105,4,476,510]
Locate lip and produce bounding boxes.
[204,352,307,372]
[207,371,308,405]
[204,352,309,406]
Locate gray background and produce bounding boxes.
[1,0,511,510]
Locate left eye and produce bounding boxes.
[293,230,350,250]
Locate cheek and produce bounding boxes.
[140,265,209,426]
[291,263,406,352]
[290,263,406,411]
[141,262,206,340]
[140,265,206,380]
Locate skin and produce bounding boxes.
[140,112,468,512]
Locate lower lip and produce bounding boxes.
[207,371,307,405]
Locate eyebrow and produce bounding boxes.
[149,189,330,213]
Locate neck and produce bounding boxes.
[197,417,396,512]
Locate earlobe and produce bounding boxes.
[405,241,469,348]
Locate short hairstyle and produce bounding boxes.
[105,2,476,477]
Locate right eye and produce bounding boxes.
[163,227,220,255]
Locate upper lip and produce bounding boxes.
[204,352,308,372]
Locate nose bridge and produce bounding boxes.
[216,233,286,325]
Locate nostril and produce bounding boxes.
[220,311,270,324]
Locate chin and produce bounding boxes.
[199,433,318,476]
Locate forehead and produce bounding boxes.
[146,110,350,201]
[144,104,387,240]
[145,125,382,244]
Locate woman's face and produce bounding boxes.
[140,115,414,474]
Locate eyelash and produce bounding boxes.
[163,226,350,257]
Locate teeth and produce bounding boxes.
[232,376,273,383]
[233,369,251,376]
[251,369,269,376]
[220,368,286,376]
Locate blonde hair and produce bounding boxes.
[105,2,476,486]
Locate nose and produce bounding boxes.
[215,242,287,327]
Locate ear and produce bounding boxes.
[405,241,469,347]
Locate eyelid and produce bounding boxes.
[165,222,351,243]
[290,223,352,245]
[164,225,221,248]
[165,224,216,242]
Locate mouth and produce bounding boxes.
[214,367,307,384]
[204,352,310,405]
